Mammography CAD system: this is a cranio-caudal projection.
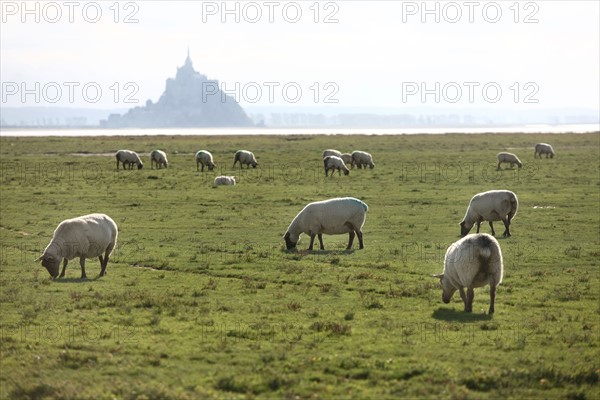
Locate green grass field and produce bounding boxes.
[1,132,598,399]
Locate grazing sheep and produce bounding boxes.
[497,152,523,170]
[535,143,555,158]
[340,153,353,167]
[433,233,504,314]
[322,149,342,158]
[150,150,168,169]
[35,214,118,279]
[214,176,236,186]
[196,150,216,172]
[283,197,368,251]
[460,190,518,237]
[324,155,350,176]
[351,151,375,169]
[233,150,258,169]
[116,150,143,170]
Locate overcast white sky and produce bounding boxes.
[1,0,599,111]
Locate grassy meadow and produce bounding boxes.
[0,132,598,399]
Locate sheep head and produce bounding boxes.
[36,254,61,278]
[459,221,471,237]
[283,232,298,250]
[137,162,143,170]
[433,273,456,303]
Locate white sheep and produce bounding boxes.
[35,214,118,279]
[535,143,555,158]
[460,190,518,237]
[214,176,236,186]
[351,151,375,169]
[196,150,216,172]
[150,150,168,169]
[340,153,353,167]
[433,233,504,314]
[322,149,342,158]
[324,155,350,176]
[233,150,258,169]
[283,197,368,251]
[496,152,523,170]
[116,150,143,170]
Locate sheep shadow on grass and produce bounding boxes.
[432,307,493,322]
[52,276,105,283]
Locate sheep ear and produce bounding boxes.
[432,273,444,279]
[34,255,44,262]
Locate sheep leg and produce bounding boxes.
[347,231,355,249]
[502,218,511,237]
[317,234,325,250]
[116,159,120,171]
[357,230,364,249]
[476,221,481,233]
[308,232,316,251]
[59,258,68,278]
[488,221,496,236]
[458,287,467,309]
[79,256,87,279]
[100,255,108,276]
[466,288,474,312]
[497,162,502,171]
[488,280,496,314]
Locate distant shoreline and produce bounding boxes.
[1,124,599,137]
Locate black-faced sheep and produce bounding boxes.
[116,150,143,170]
[434,233,503,314]
[196,150,216,172]
[35,214,118,279]
[351,151,375,169]
[324,155,350,176]
[283,197,368,251]
[233,150,258,169]
[496,152,522,170]
[534,143,555,158]
[150,150,168,169]
[460,190,518,237]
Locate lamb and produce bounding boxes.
[460,190,518,237]
[323,155,350,176]
[283,197,368,251]
[196,150,216,172]
[116,150,143,170]
[214,176,236,186]
[35,214,118,279]
[535,143,555,158]
[496,152,523,170]
[351,151,375,169]
[433,233,504,314]
[233,150,258,169]
[340,153,353,167]
[322,149,342,158]
[150,150,168,169]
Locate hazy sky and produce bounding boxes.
[1,0,599,110]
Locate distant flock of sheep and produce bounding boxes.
[115,148,377,185]
[496,142,555,170]
[38,142,556,314]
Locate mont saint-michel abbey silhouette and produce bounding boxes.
[102,52,252,128]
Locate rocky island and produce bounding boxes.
[102,52,252,128]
